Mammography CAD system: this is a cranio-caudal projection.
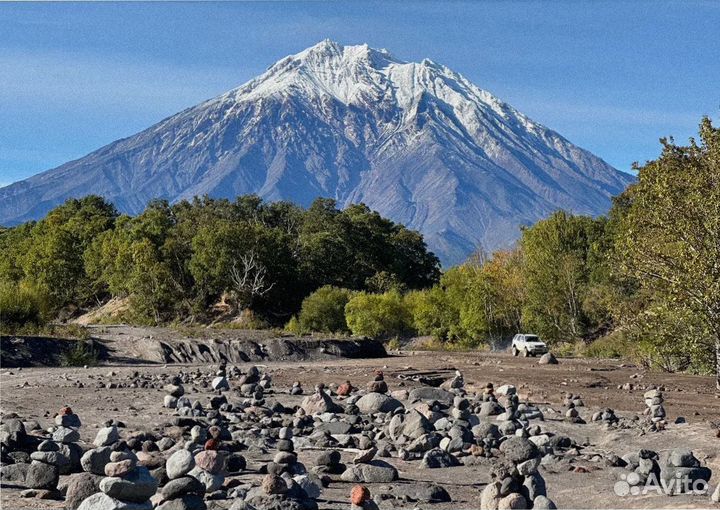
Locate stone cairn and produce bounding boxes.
[660,449,712,495]
[311,450,345,476]
[290,381,304,395]
[53,407,83,474]
[77,449,158,510]
[267,426,305,477]
[158,449,206,510]
[643,387,666,431]
[24,439,63,496]
[563,393,585,424]
[591,408,619,425]
[189,443,225,493]
[367,370,388,394]
[618,447,713,495]
[480,436,557,509]
[23,406,83,499]
[163,376,185,409]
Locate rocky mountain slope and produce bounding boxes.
[0,40,634,265]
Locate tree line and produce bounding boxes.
[0,196,440,325]
[1,118,718,385]
[288,118,720,384]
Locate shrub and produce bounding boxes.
[584,334,632,359]
[385,337,401,351]
[60,341,98,367]
[554,341,586,358]
[344,290,413,339]
[284,316,306,335]
[298,286,353,334]
[0,281,48,331]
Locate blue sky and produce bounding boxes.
[1,1,718,187]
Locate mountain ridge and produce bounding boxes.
[0,40,634,265]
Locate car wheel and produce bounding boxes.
[512,347,519,357]
[522,348,529,357]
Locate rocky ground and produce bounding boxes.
[1,348,719,509]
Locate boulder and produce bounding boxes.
[533,496,557,509]
[194,450,224,474]
[300,392,342,415]
[65,472,103,510]
[99,466,157,502]
[499,437,538,463]
[156,494,207,510]
[498,493,528,510]
[166,450,195,480]
[188,466,223,492]
[77,492,153,510]
[53,426,81,444]
[0,463,29,483]
[211,377,229,391]
[94,426,119,447]
[355,393,404,414]
[421,448,460,468]
[408,387,454,404]
[25,461,59,490]
[480,481,501,510]
[538,353,558,365]
[81,447,113,475]
[161,476,205,499]
[660,466,712,495]
[360,460,398,483]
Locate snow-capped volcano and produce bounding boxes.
[0,40,633,265]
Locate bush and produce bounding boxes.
[298,286,354,334]
[60,341,98,367]
[344,290,413,339]
[385,337,401,351]
[284,316,306,335]
[553,341,586,358]
[584,334,632,359]
[0,281,48,331]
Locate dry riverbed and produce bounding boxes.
[1,349,718,509]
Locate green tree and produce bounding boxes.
[345,290,412,338]
[520,211,602,342]
[405,285,456,340]
[459,249,525,345]
[616,118,720,388]
[16,196,117,309]
[298,286,354,333]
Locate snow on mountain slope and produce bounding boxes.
[0,40,633,265]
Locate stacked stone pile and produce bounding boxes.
[643,388,667,431]
[480,436,557,509]
[163,377,185,409]
[157,449,207,510]
[77,450,158,510]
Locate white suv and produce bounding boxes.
[511,334,548,357]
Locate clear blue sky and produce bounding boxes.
[1,1,718,187]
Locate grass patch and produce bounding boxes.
[60,341,99,367]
